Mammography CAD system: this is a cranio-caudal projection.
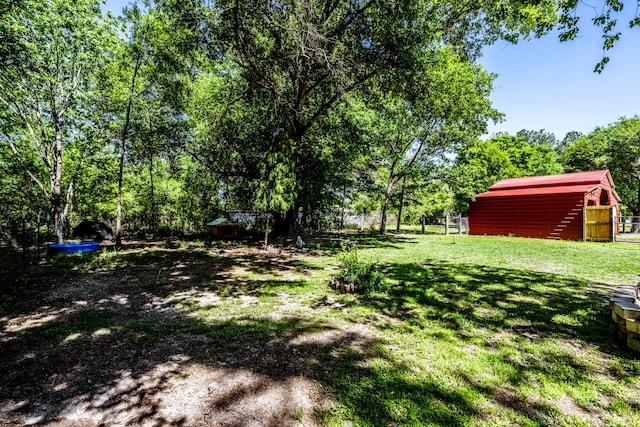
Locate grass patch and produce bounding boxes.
[303,235,640,425]
[3,234,640,426]
[21,309,115,343]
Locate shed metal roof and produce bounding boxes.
[475,184,598,199]
[489,170,609,190]
[207,218,234,226]
[482,170,621,202]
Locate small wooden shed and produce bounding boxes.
[469,170,621,240]
[207,218,238,239]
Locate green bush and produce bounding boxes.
[337,245,383,295]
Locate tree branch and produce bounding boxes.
[301,68,378,134]
[327,0,376,39]
[0,131,50,200]
[0,83,54,172]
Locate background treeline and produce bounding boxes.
[1,0,639,246]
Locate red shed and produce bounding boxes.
[469,170,621,240]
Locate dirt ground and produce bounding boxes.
[0,240,371,427]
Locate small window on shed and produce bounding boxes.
[587,199,596,206]
[600,190,610,205]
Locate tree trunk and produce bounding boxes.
[116,55,142,247]
[340,182,347,230]
[396,175,407,232]
[51,202,63,244]
[149,154,156,233]
[380,157,400,235]
[116,141,125,246]
[379,176,396,235]
[273,210,296,235]
[633,176,640,233]
[53,123,64,243]
[263,210,270,249]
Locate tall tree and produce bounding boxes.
[555,130,583,156]
[559,117,640,225]
[0,0,118,242]
[358,50,499,234]
[516,129,558,146]
[451,135,563,213]
[193,0,558,233]
[108,1,197,244]
[606,117,640,219]
[562,129,609,172]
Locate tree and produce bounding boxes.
[401,180,456,225]
[516,129,558,146]
[561,116,640,220]
[190,0,559,234]
[587,116,640,222]
[555,130,583,156]
[0,139,43,245]
[562,129,609,172]
[558,0,639,72]
[0,0,118,242]
[451,135,563,213]
[606,117,640,219]
[107,2,198,244]
[356,49,499,234]
[0,0,26,65]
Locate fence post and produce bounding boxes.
[22,209,27,272]
[46,214,51,249]
[37,213,41,260]
[445,214,450,235]
[457,215,462,234]
[611,207,616,242]
[421,216,425,234]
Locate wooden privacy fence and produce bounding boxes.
[584,206,614,242]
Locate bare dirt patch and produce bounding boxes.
[0,241,374,426]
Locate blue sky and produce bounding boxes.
[103,1,640,141]
[102,0,128,14]
[480,10,640,140]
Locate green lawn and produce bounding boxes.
[344,235,640,424]
[283,233,638,426]
[3,234,640,426]
[190,234,640,426]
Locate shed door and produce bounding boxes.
[584,206,614,242]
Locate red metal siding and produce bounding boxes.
[468,171,621,241]
[469,193,585,240]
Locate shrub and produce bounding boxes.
[336,245,383,295]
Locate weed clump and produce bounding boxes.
[332,244,383,295]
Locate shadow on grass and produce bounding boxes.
[0,243,333,425]
[1,242,317,316]
[310,257,640,424]
[1,308,489,426]
[1,243,639,426]
[1,311,331,425]
[307,232,421,254]
[371,259,617,344]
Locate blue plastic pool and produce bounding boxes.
[49,242,100,255]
